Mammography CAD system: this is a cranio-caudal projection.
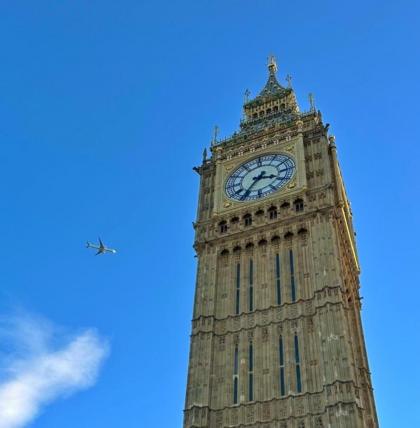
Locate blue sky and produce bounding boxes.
[0,1,419,427]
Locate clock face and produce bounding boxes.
[225,153,295,201]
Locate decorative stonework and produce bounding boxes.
[185,60,378,428]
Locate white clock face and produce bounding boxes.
[225,153,295,201]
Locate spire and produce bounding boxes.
[268,55,278,74]
[211,125,219,146]
[244,89,251,104]
[241,56,299,126]
[258,55,286,98]
[308,93,316,112]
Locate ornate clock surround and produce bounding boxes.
[214,133,307,213]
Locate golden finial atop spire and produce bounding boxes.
[267,55,278,74]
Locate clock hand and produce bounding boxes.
[241,171,267,200]
[252,170,266,181]
[240,179,260,200]
[257,171,281,180]
[253,173,277,181]
[240,189,251,200]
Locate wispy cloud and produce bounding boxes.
[0,313,109,428]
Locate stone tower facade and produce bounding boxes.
[184,58,378,428]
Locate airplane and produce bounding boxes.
[86,238,117,255]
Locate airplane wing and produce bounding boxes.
[98,237,104,248]
[95,249,102,256]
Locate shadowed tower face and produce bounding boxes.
[184,58,378,428]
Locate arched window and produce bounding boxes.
[220,249,229,256]
[233,245,242,254]
[219,220,228,233]
[258,239,267,246]
[245,242,254,250]
[280,201,290,210]
[231,216,239,224]
[266,108,272,115]
[273,105,279,112]
[268,206,278,220]
[271,235,280,244]
[255,209,264,217]
[243,214,252,227]
[284,231,294,240]
[252,113,258,119]
[297,227,308,236]
[294,198,304,212]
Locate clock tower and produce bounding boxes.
[184,57,378,428]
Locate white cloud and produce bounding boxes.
[0,314,109,428]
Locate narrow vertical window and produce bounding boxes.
[294,334,302,393]
[244,214,252,226]
[294,198,304,212]
[248,342,254,401]
[249,259,254,311]
[219,220,228,233]
[275,253,281,305]
[233,377,238,404]
[268,206,277,219]
[233,344,239,404]
[289,249,296,302]
[279,336,285,396]
[234,344,239,374]
[235,263,240,315]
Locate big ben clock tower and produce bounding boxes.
[184,57,378,428]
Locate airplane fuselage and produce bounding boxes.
[86,241,117,255]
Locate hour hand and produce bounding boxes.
[255,173,276,180]
[252,170,266,181]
